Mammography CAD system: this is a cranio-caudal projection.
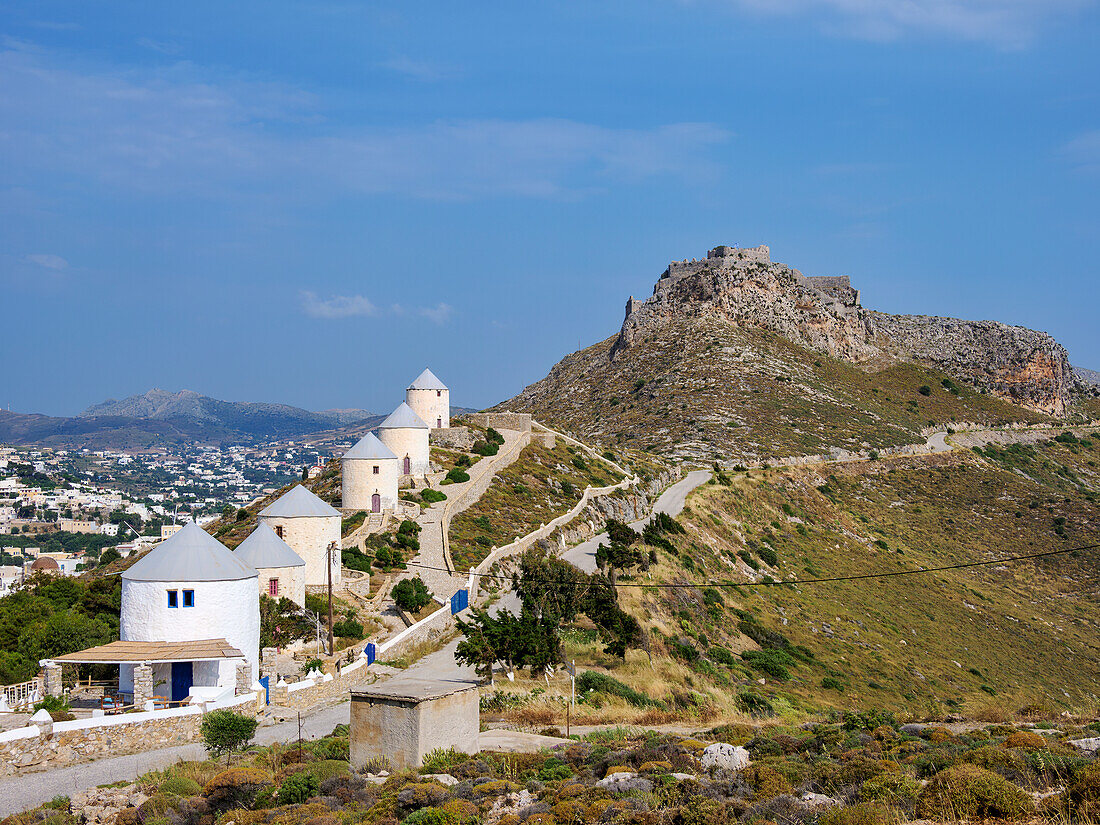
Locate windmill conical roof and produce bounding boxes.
[378,402,429,430]
[122,522,256,582]
[258,484,340,518]
[408,368,447,391]
[344,431,399,460]
[234,523,305,569]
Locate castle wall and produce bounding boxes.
[257,514,341,589]
[406,388,449,429]
[377,427,430,476]
[342,456,400,512]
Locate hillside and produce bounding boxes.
[0,389,380,450]
[490,432,1100,724]
[500,245,1095,462]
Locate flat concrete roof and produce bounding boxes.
[352,677,478,703]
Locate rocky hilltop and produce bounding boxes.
[499,245,1091,461]
[611,245,1074,414]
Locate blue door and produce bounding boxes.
[259,675,270,705]
[171,662,193,702]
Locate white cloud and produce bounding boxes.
[1063,130,1100,173]
[418,303,453,324]
[25,253,68,270]
[379,56,456,81]
[300,291,378,319]
[720,0,1091,47]
[0,43,728,202]
[301,293,455,323]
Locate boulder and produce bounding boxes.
[702,743,751,771]
[596,772,653,793]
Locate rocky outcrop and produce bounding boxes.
[551,470,678,548]
[613,246,877,363]
[870,312,1073,415]
[610,245,1074,415]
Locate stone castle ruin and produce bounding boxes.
[614,244,1075,415]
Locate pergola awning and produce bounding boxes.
[48,638,245,664]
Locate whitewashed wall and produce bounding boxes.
[258,514,341,589]
[342,457,400,512]
[406,388,449,429]
[378,427,429,476]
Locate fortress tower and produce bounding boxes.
[406,368,449,429]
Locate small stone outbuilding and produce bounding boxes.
[350,677,479,770]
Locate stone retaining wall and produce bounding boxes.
[464,413,532,433]
[275,660,377,710]
[430,427,474,450]
[0,694,260,777]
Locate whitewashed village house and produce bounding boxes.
[342,432,400,513]
[257,485,341,590]
[47,523,260,704]
[234,522,306,607]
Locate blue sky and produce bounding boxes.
[2,1,1098,416]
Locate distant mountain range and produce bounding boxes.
[0,389,381,451]
[1076,367,1100,387]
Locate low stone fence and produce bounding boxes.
[0,691,260,777]
[440,429,531,574]
[467,473,638,601]
[464,413,532,433]
[271,657,377,711]
[430,427,474,450]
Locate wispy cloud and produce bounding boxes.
[379,56,456,82]
[301,293,455,323]
[300,291,378,319]
[721,0,1090,47]
[137,37,183,55]
[418,303,453,324]
[0,43,728,202]
[25,253,68,270]
[1063,130,1100,173]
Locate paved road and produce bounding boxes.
[926,431,950,452]
[563,469,711,573]
[1,471,711,817]
[0,702,351,817]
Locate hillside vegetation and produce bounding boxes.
[500,320,1071,464]
[450,438,626,570]
[489,435,1100,726]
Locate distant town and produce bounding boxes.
[0,439,342,591]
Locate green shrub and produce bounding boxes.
[821,676,844,692]
[300,657,323,674]
[158,777,202,797]
[275,772,318,804]
[861,773,920,806]
[401,808,451,825]
[916,764,1033,820]
[333,616,364,639]
[918,385,932,396]
[421,489,447,503]
[199,710,258,760]
[445,468,470,484]
[741,649,794,680]
[202,768,271,810]
[758,547,778,566]
[472,440,499,457]
[393,577,433,612]
[707,646,737,667]
[421,746,466,773]
[576,670,662,708]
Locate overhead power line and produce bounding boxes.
[399,541,1100,589]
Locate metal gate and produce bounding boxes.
[365,643,376,665]
[450,588,469,614]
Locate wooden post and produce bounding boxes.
[327,542,335,656]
